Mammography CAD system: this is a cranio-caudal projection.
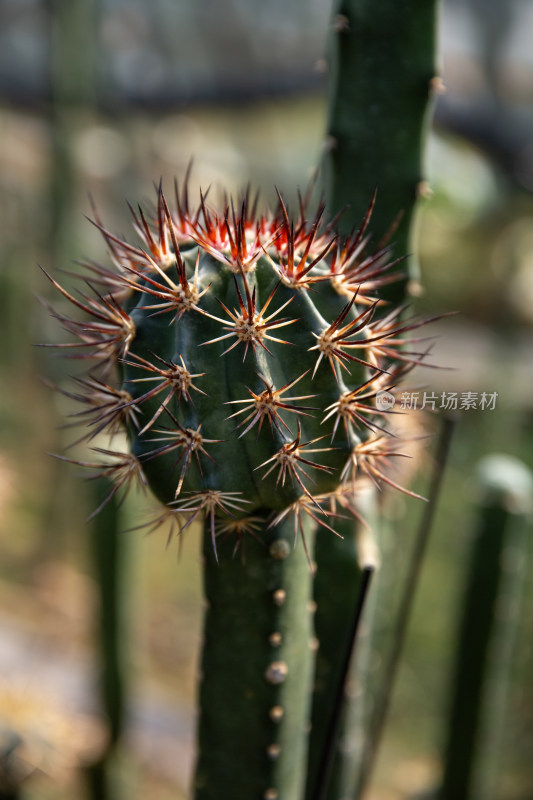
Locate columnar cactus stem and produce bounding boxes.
[323,0,440,300]
[439,455,532,800]
[195,515,315,799]
[305,2,440,796]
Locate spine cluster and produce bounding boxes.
[46,178,429,555]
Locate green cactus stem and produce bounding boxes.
[44,177,431,798]
[194,515,314,799]
[323,0,440,301]
[439,454,532,800]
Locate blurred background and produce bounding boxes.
[0,0,532,798]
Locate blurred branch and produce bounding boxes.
[0,72,324,113]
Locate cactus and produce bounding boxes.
[438,454,532,800]
[305,1,440,796]
[44,175,433,797]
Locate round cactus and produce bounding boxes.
[46,181,426,549]
[44,177,430,798]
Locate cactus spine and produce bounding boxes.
[45,173,432,797]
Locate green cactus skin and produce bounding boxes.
[46,181,428,799]
[439,455,532,800]
[323,0,439,301]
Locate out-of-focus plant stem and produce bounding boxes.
[439,454,532,800]
[46,3,127,797]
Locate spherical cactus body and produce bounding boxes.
[48,186,419,536]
